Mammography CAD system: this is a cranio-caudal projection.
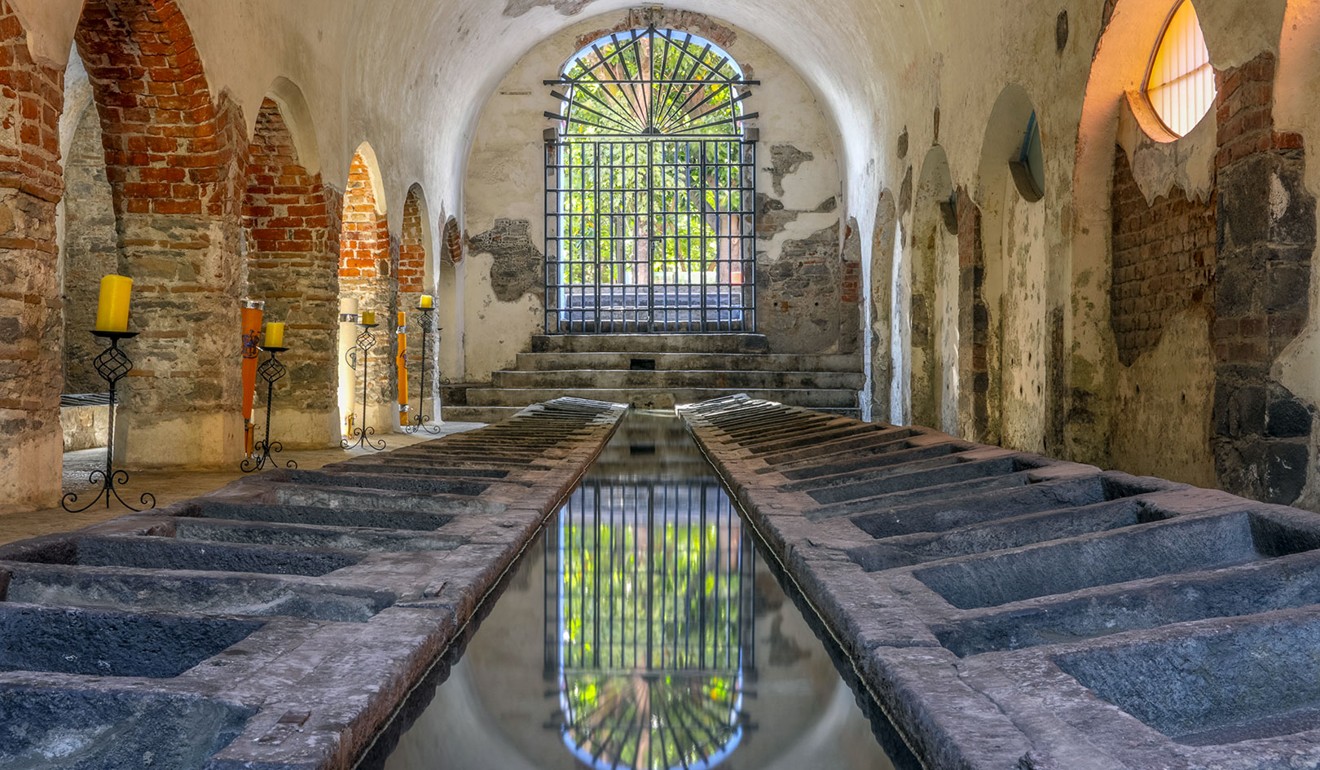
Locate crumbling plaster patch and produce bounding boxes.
[468,218,543,303]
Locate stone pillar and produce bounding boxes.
[243,99,338,448]
[0,2,64,511]
[1212,54,1316,505]
[75,0,247,469]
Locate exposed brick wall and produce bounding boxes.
[339,151,394,407]
[243,99,336,424]
[955,187,990,441]
[0,0,65,507]
[399,191,425,294]
[1109,147,1216,365]
[443,216,463,264]
[1211,53,1316,505]
[73,0,249,465]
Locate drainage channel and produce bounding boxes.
[357,410,920,770]
[680,395,1320,770]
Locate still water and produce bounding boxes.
[366,412,917,770]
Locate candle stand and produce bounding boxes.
[62,330,156,513]
[241,346,298,472]
[342,322,386,451]
[405,308,442,435]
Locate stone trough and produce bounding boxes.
[0,397,627,769]
[679,394,1320,770]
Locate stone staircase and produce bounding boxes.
[441,334,864,423]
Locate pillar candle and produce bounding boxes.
[397,311,407,328]
[361,311,377,326]
[265,322,285,348]
[419,294,434,309]
[339,297,359,317]
[94,275,133,332]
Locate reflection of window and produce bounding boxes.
[1146,0,1215,137]
[544,478,755,770]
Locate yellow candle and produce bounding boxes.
[419,294,434,309]
[361,311,376,326]
[264,322,285,348]
[95,275,133,332]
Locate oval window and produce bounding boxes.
[1146,0,1216,137]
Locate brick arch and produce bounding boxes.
[437,214,464,387]
[0,0,66,511]
[243,97,338,447]
[339,146,395,428]
[71,0,249,468]
[399,185,434,419]
[74,0,240,218]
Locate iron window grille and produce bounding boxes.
[544,26,759,334]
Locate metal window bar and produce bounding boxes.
[545,137,757,333]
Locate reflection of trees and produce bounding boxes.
[546,26,757,333]
[545,478,755,770]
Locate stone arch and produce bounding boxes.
[400,184,436,420]
[438,214,464,388]
[869,189,897,424]
[909,146,958,433]
[0,0,65,511]
[338,143,394,433]
[973,84,1047,449]
[72,0,249,468]
[242,96,338,448]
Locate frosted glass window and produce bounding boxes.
[1146,0,1216,137]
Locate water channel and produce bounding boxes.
[361,411,919,770]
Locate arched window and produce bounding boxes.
[1145,0,1215,138]
[544,27,758,333]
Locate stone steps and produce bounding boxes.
[514,351,861,372]
[445,335,863,423]
[530,333,769,354]
[462,386,859,409]
[491,368,865,390]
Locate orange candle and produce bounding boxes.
[264,322,285,348]
[397,332,409,408]
[95,275,132,332]
[240,300,264,456]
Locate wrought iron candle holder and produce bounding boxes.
[342,322,386,451]
[241,346,298,472]
[62,330,156,513]
[405,307,442,435]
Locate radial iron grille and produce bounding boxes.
[544,26,759,138]
[544,27,758,334]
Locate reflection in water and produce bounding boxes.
[548,479,753,770]
[375,413,911,770]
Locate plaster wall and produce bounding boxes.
[460,10,846,380]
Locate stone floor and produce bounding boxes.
[0,399,626,770]
[0,423,485,547]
